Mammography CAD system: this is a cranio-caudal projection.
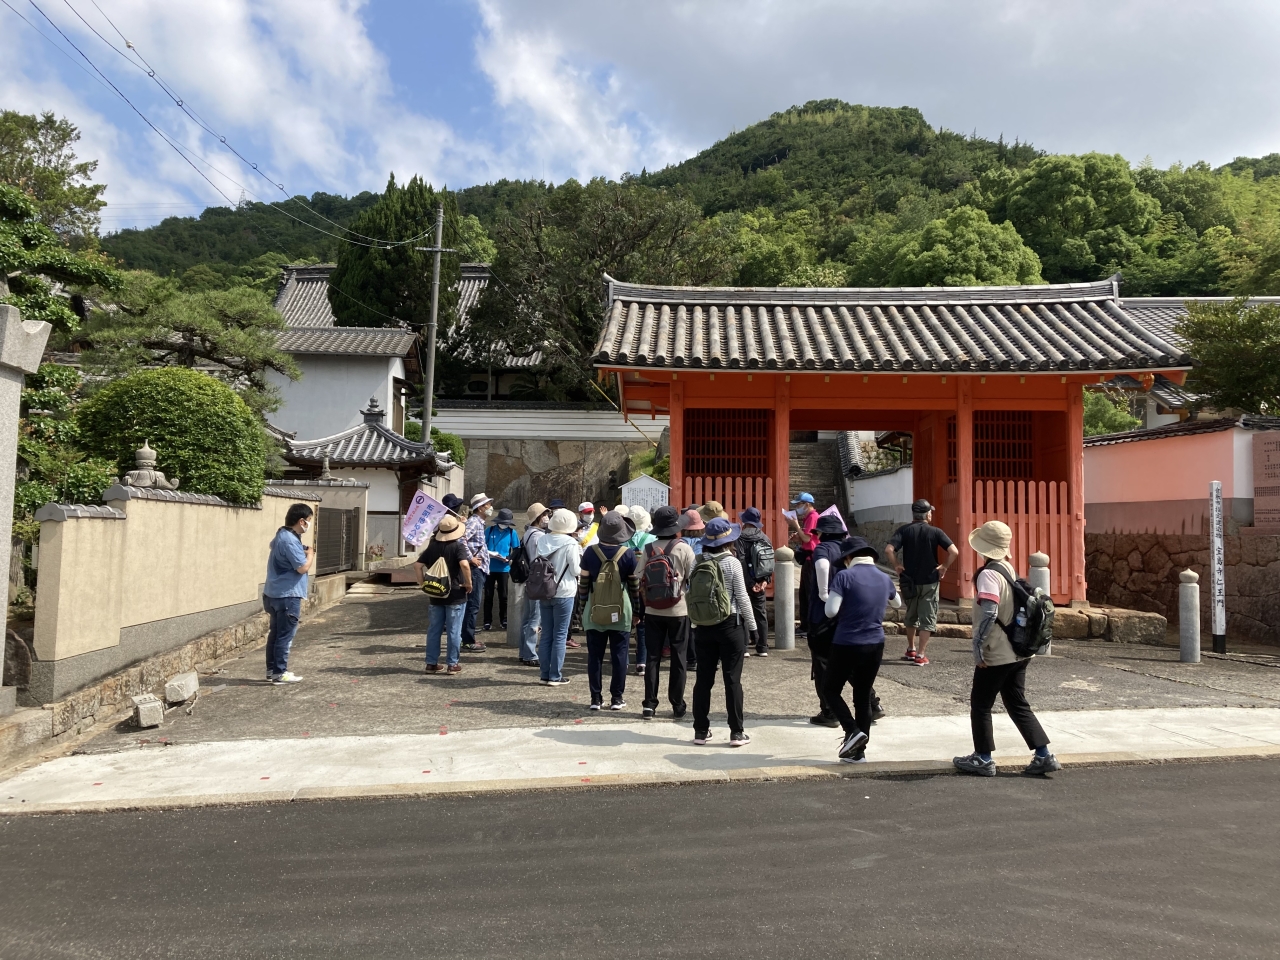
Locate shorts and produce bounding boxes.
[903,581,940,631]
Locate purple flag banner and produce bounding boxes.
[402,491,448,546]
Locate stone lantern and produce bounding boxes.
[121,441,180,490]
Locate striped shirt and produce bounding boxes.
[712,552,754,622]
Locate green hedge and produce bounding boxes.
[76,368,266,504]
[430,426,466,466]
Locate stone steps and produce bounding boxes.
[789,441,842,512]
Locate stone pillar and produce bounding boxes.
[506,580,524,648]
[1179,569,1201,664]
[0,305,52,716]
[773,546,795,651]
[1029,552,1051,655]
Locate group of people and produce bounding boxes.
[261,489,1062,777]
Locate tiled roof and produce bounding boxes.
[1083,415,1280,447]
[274,264,339,327]
[1121,296,1280,344]
[594,276,1193,372]
[1106,373,1198,411]
[286,399,437,468]
[276,326,416,356]
[450,263,543,368]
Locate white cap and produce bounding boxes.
[578,501,595,513]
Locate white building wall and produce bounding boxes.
[433,407,668,442]
[848,466,915,525]
[269,355,403,440]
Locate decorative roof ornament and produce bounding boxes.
[122,440,180,490]
[320,455,333,480]
[362,398,385,423]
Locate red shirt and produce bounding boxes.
[800,509,820,552]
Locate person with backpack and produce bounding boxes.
[689,518,757,747]
[885,499,959,666]
[679,509,706,668]
[530,508,584,685]
[805,513,852,728]
[823,537,901,763]
[625,505,656,676]
[953,521,1061,778]
[513,503,550,666]
[638,505,696,719]
[418,514,473,675]
[483,508,521,632]
[577,511,641,710]
[737,507,774,656]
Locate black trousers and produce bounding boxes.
[643,613,689,712]
[748,586,769,652]
[824,643,884,738]
[692,615,747,735]
[969,659,1049,754]
[482,570,509,627]
[796,551,814,633]
[808,635,832,715]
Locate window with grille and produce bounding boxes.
[974,411,1033,480]
[684,409,770,477]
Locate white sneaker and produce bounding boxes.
[272,671,303,684]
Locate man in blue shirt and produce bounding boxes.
[263,503,316,684]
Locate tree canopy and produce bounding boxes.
[0,110,105,244]
[1175,298,1280,415]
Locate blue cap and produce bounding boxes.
[740,507,762,527]
[790,492,815,505]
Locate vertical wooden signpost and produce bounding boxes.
[1208,480,1226,654]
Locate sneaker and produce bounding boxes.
[1024,753,1062,776]
[913,655,930,666]
[953,753,997,777]
[462,642,487,653]
[662,646,671,658]
[634,665,645,676]
[609,699,626,711]
[838,728,869,759]
[756,650,768,657]
[565,638,581,649]
[482,623,492,632]
[693,731,712,745]
[729,731,751,747]
[744,650,753,657]
[446,664,463,675]
[672,704,687,720]
[589,701,603,711]
[546,677,571,686]
[272,671,303,684]
[425,664,443,674]
[642,706,655,719]
[871,701,886,721]
[809,713,840,728]
[520,659,540,666]
[500,622,508,630]
[840,747,867,764]
[901,650,917,661]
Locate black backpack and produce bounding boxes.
[525,548,571,601]
[509,529,534,585]
[741,534,775,584]
[984,561,1055,657]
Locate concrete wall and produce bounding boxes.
[268,355,404,440]
[266,479,369,571]
[31,486,321,703]
[462,438,649,513]
[1086,531,1280,645]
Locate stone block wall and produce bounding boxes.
[1086,532,1280,645]
[462,439,651,512]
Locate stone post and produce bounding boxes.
[506,580,524,649]
[1028,551,1051,654]
[0,305,52,716]
[1179,569,1201,664]
[773,546,795,651]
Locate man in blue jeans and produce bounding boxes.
[263,503,316,684]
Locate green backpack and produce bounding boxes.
[687,554,733,626]
[588,545,627,628]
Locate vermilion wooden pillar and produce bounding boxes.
[1067,382,1087,604]
[956,377,975,601]
[772,375,791,515]
[669,379,685,507]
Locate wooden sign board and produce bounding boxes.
[619,474,670,515]
[1253,433,1280,528]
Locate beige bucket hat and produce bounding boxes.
[526,502,550,525]
[968,520,1012,560]
[433,514,465,542]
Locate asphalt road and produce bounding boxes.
[1,760,1276,959]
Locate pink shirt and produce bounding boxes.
[801,509,820,552]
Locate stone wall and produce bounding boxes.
[1086,532,1280,645]
[461,439,651,511]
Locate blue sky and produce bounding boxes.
[3,1,1279,232]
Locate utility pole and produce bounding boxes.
[415,205,454,448]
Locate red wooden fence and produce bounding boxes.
[680,476,779,547]
[973,480,1071,601]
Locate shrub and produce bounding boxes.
[76,368,266,503]
[430,426,466,466]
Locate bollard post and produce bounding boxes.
[773,546,795,651]
[506,580,524,649]
[1179,569,1201,663]
[1028,552,1051,655]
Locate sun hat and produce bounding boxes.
[525,502,549,525]
[433,514,465,542]
[837,535,878,562]
[702,517,742,549]
[680,509,706,533]
[549,508,579,535]
[596,510,636,545]
[629,505,652,533]
[790,492,815,506]
[698,500,728,522]
[469,492,494,511]
[651,505,682,537]
[614,504,632,518]
[816,513,847,536]
[912,498,934,516]
[740,507,762,528]
[495,508,515,526]
[442,493,464,511]
[578,501,595,514]
[969,520,1013,560]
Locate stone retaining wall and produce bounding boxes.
[461,438,650,510]
[1086,532,1280,645]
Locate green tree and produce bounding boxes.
[76,271,299,416]
[1175,298,1280,414]
[886,205,1043,286]
[328,174,460,328]
[1083,389,1142,436]
[76,367,267,503]
[0,183,119,332]
[453,214,497,263]
[0,111,106,244]
[994,153,1160,282]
